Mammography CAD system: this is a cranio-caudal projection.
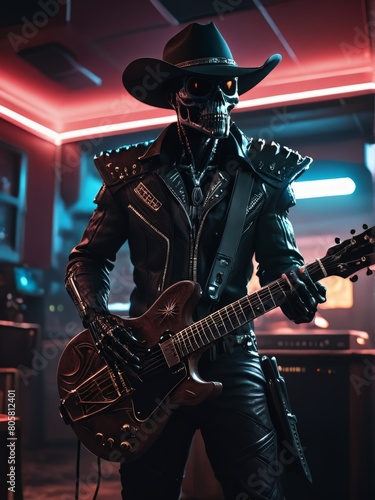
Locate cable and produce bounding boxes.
[75,439,81,500]
[92,456,102,500]
[74,439,102,500]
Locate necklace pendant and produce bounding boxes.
[192,186,204,206]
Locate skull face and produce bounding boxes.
[174,76,239,138]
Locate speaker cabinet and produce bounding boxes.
[0,321,40,368]
[270,351,375,500]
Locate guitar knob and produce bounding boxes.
[105,437,115,449]
[121,423,137,435]
[120,441,132,452]
[95,433,104,445]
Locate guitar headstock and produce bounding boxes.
[323,224,375,279]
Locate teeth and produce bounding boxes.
[201,114,228,124]
[201,111,227,118]
[200,115,228,135]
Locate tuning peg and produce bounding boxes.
[366,268,373,276]
[363,224,368,230]
[335,237,341,244]
[350,229,356,235]
[350,275,359,282]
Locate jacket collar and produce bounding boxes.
[138,122,249,167]
[138,124,179,165]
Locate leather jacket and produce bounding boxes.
[66,122,311,325]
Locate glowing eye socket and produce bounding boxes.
[186,78,212,97]
[185,78,237,97]
[221,79,237,95]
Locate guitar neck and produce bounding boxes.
[174,260,325,357]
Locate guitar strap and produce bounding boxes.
[204,167,254,303]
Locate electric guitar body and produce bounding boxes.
[57,280,222,462]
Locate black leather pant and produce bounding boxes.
[120,340,285,500]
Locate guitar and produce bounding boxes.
[57,225,374,463]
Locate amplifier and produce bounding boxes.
[256,329,370,351]
[0,320,40,368]
[262,351,375,500]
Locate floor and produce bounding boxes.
[22,443,123,500]
[21,433,225,500]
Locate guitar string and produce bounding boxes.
[77,259,330,398]
[101,255,337,386]
[70,239,374,405]
[73,352,167,403]
[86,259,335,401]
[134,279,288,377]
[82,238,369,395]
[65,237,371,420]
[86,270,308,394]
[139,282,285,374]
[173,259,326,354]
[134,285,284,376]
[114,260,323,383]
[173,284,277,352]
[67,255,355,402]
[174,279,287,352]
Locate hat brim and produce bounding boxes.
[122,54,281,109]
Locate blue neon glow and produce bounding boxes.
[20,276,28,287]
[293,177,356,199]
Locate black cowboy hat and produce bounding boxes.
[122,22,281,109]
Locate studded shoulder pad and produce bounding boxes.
[247,138,312,188]
[94,141,153,188]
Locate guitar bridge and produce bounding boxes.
[60,365,133,422]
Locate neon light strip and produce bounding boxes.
[293,177,356,199]
[59,115,177,143]
[1,82,374,145]
[237,82,375,109]
[0,105,60,144]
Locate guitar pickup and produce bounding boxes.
[159,337,181,367]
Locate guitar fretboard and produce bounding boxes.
[174,260,324,357]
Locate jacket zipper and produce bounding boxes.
[128,204,170,292]
[191,177,225,282]
[156,172,196,279]
[157,171,226,282]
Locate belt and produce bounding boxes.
[230,332,258,352]
[209,332,258,361]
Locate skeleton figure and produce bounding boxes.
[65,22,327,500]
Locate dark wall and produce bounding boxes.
[0,118,56,267]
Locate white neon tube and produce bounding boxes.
[293,177,356,199]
